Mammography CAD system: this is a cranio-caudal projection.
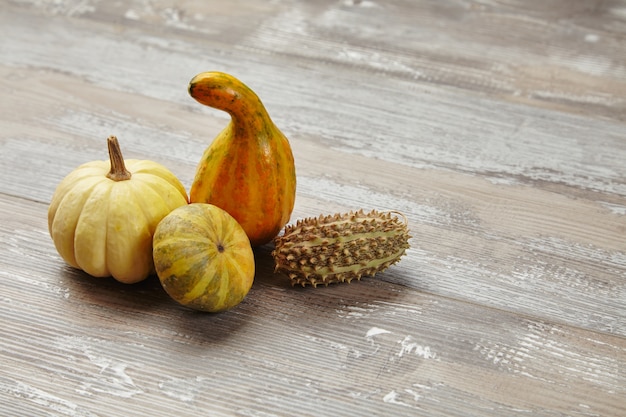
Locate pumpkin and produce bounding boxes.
[48,136,188,283]
[152,203,255,312]
[187,71,296,247]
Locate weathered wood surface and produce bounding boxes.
[1,1,625,416]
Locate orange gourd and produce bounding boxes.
[187,72,296,246]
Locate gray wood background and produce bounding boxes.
[1,1,625,416]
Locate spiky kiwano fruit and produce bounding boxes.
[272,210,411,287]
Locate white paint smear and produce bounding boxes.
[55,336,144,399]
[383,390,412,407]
[158,376,212,403]
[599,202,626,215]
[366,327,391,338]
[0,380,99,417]
[398,336,436,359]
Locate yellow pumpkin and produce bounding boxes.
[188,71,296,247]
[48,136,188,283]
[152,203,255,312]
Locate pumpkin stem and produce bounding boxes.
[106,136,132,181]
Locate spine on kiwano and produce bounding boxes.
[272,210,411,287]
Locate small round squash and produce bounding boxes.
[152,203,255,312]
[48,136,188,283]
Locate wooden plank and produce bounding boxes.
[19,0,618,120]
[1,62,624,335]
[2,4,625,199]
[1,196,624,417]
[236,0,626,120]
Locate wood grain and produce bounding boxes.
[1,0,625,416]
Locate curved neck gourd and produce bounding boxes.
[188,72,273,135]
[187,71,296,247]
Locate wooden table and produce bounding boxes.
[1,1,625,416]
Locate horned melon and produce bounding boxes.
[272,209,411,287]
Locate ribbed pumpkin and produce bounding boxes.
[188,71,296,247]
[48,136,189,283]
[152,203,255,312]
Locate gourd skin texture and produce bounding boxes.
[188,71,296,247]
[153,203,255,312]
[273,210,411,287]
[48,140,189,284]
